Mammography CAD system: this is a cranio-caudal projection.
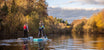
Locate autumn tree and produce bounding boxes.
[84,9,104,33]
[11,0,17,14]
[0,1,8,16]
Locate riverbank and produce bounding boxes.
[71,9,104,34]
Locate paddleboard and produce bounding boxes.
[17,36,48,42]
[33,37,48,42]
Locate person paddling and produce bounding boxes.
[23,23,29,38]
[38,21,45,38]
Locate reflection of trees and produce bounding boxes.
[48,35,70,48]
[83,33,93,49]
[83,33,104,49]
[96,35,104,50]
[72,32,84,40]
[72,33,104,50]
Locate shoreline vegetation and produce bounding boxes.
[0,0,104,39]
[0,0,70,39]
[71,9,104,34]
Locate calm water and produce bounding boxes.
[0,33,104,50]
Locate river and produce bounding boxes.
[0,33,104,50]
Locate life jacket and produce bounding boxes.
[41,25,44,28]
[24,25,27,30]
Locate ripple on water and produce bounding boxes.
[0,43,11,46]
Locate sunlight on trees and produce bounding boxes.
[72,9,104,34]
[0,0,70,39]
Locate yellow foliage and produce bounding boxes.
[94,11,104,29]
[84,9,104,33]
[66,26,70,28]
[16,0,27,7]
[45,19,50,24]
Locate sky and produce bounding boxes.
[46,0,104,23]
[46,0,104,9]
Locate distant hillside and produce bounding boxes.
[48,7,100,23]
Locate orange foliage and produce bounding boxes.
[84,9,104,33]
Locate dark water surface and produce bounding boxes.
[0,33,104,50]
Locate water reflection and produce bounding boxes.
[0,33,104,50]
[38,42,45,50]
[0,38,47,50]
[23,40,28,50]
[47,33,104,50]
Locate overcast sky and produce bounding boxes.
[46,0,104,9]
[46,0,104,23]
